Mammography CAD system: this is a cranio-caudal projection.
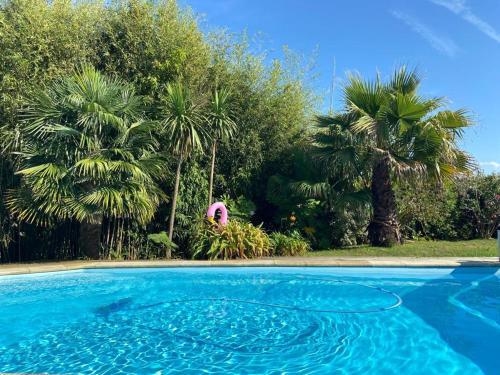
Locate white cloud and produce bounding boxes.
[391,11,459,57]
[430,0,500,43]
[479,161,500,170]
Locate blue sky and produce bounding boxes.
[182,0,500,174]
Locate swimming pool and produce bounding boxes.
[0,267,499,374]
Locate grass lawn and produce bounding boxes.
[307,239,498,257]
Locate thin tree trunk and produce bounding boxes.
[18,223,21,262]
[80,218,102,259]
[109,218,117,257]
[368,155,402,247]
[106,218,111,248]
[167,158,182,257]
[208,141,217,207]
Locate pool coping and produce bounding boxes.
[0,257,499,276]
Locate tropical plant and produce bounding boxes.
[206,88,237,205]
[162,81,207,246]
[270,230,310,256]
[317,67,473,246]
[171,159,210,256]
[147,231,178,258]
[0,0,316,263]
[267,141,371,248]
[221,194,256,222]
[192,220,271,260]
[7,65,165,258]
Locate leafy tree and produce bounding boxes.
[0,0,104,258]
[395,179,457,239]
[452,174,500,239]
[209,35,316,199]
[206,88,236,205]
[95,0,211,97]
[172,159,210,257]
[267,123,372,248]
[320,67,473,246]
[7,66,165,258]
[162,81,207,245]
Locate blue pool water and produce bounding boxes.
[0,267,499,374]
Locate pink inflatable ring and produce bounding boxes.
[207,202,228,225]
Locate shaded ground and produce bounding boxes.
[309,239,497,257]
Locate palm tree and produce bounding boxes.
[316,67,473,246]
[162,81,207,246]
[206,88,236,206]
[7,66,165,259]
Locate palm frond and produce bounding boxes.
[10,65,165,226]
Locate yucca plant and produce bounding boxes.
[162,81,207,245]
[206,88,236,206]
[192,220,271,260]
[7,66,166,258]
[315,66,473,246]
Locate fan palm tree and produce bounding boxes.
[206,88,237,206]
[316,67,473,246]
[162,81,207,245]
[7,66,165,259]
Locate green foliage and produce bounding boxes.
[0,1,487,262]
[266,145,370,249]
[210,34,316,197]
[221,194,256,222]
[396,179,456,239]
[451,174,500,239]
[173,160,209,253]
[96,0,210,95]
[207,88,237,143]
[147,231,178,257]
[192,220,271,260]
[161,80,209,243]
[314,66,474,246]
[7,66,165,226]
[0,0,102,128]
[162,81,207,158]
[396,174,500,241]
[270,231,310,256]
[0,0,105,258]
[207,87,237,204]
[334,66,474,181]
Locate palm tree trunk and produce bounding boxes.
[80,218,102,259]
[167,158,182,257]
[368,155,402,247]
[208,141,217,207]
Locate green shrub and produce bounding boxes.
[396,179,457,240]
[192,220,271,260]
[396,174,500,241]
[270,231,310,256]
[451,174,500,239]
[221,194,256,222]
[147,231,178,258]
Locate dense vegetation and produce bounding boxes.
[0,0,498,262]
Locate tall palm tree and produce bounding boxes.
[206,88,236,206]
[316,67,473,246]
[7,66,166,258]
[162,81,207,246]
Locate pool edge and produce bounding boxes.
[0,257,499,276]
